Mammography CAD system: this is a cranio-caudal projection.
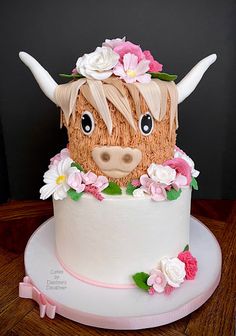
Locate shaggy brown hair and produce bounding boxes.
[56,78,178,186]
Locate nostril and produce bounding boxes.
[123,153,133,164]
[101,152,110,162]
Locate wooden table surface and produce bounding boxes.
[0,200,235,336]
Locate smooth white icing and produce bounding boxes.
[54,187,191,285]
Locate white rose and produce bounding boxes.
[76,46,119,80]
[102,36,126,49]
[133,187,145,197]
[147,163,176,185]
[174,149,200,178]
[160,257,186,288]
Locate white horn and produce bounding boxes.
[177,54,217,104]
[19,51,58,104]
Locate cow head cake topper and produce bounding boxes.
[19,37,216,187]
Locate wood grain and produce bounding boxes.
[0,200,235,336]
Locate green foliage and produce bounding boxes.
[71,162,84,171]
[132,272,150,291]
[183,244,189,251]
[59,73,85,78]
[67,188,83,201]
[166,188,182,201]
[190,177,199,190]
[150,72,177,81]
[102,182,122,195]
[126,182,138,195]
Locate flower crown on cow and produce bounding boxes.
[60,37,177,83]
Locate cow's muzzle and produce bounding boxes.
[92,146,142,178]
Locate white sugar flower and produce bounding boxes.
[174,148,200,178]
[76,46,119,80]
[147,163,176,185]
[133,187,145,197]
[102,36,126,49]
[160,257,186,288]
[40,157,73,200]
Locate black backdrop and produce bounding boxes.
[0,0,235,200]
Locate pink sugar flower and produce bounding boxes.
[93,175,109,192]
[140,174,153,192]
[164,284,175,295]
[49,148,70,168]
[113,53,151,83]
[164,158,192,185]
[148,287,155,296]
[150,183,167,201]
[102,37,126,49]
[81,171,97,185]
[114,41,144,62]
[178,251,198,280]
[131,179,141,187]
[84,185,104,201]
[67,169,85,193]
[147,269,167,293]
[143,50,163,72]
[71,68,78,75]
[173,173,188,190]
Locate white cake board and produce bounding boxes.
[22,216,221,330]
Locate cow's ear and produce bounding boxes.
[177,54,217,104]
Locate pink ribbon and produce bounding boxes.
[19,276,56,319]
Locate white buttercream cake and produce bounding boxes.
[19,37,216,295]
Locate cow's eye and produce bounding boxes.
[139,112,154,136]
[81,111,95,135]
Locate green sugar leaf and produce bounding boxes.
[190,177,199,190]
[102,182,122,195]
[71,162,84,171]
[126,182,138,195]
[150,72,178,81]
[67,188,83,201]
[132,272,150,291]
[183,244,189,251]
[167,188,182,201]
[59,73,85,79]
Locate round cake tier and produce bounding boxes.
[54,187,191,287]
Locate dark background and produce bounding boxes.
[0,0,235,201]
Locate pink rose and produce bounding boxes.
[143,50,163,72]
[114,41,144,62]
[147,269,167,293]
[67,169,85,193]
[164,158,192,185]
[178,251,198,280]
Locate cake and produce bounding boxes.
[19,37,216,294]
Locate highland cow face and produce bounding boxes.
[19,51,216,188]
[64,79,178,186]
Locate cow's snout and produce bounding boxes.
[92,146,142,178]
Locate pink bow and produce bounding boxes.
[19,276,56,319]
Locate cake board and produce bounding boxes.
[19,216,221,330]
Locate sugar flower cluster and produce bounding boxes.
[74,37,163,83]
[131,147,199,201]
[40,148,108,201]
[133,245,198,295]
